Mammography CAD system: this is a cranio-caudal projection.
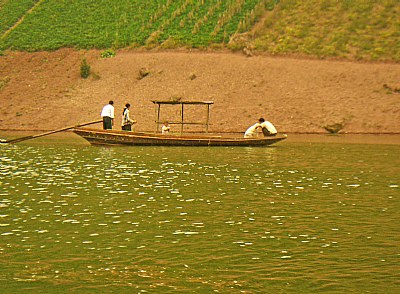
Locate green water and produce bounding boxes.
[0,139,399,293]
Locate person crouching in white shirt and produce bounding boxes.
[259,118,277,136]
[244,117,277,138]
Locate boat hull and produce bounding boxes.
[73,129,287,147]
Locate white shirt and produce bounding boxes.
[244,123,261,138]
[162,125,170,134]
[260,121,277,134]
[121,108,133,126]
[101,104,114,118]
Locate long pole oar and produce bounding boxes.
[1,119,103,144]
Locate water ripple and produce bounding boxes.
[0,143,399,292]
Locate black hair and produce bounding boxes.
[109,100,114,105]
[122,103,130,115]
[258,117,265,123]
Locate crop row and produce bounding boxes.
[0,0,40,37]
[0,0,278,51]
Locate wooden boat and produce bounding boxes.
[73,128,287,147]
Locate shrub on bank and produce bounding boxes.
[80,58,90,79]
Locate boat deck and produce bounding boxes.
[73,128,287,147]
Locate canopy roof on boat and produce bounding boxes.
[151,100,214,105]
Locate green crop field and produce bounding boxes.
[0,0,40,36]
[0,0,277,50]
[0,0,399,61]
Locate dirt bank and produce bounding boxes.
[1,49,399,133]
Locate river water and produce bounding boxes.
[0,134,399,293]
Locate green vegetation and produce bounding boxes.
[0,0,39,37]
[80,58,90,79]
[100,49,116,58]
[0,0,398,61]
[0,0,274,51]
[251,0,400,61]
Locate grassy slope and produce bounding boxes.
[0,0,399,62]
[250,0,400,61]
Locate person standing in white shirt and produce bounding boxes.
[101,100,114,130]
[121,103,136,131]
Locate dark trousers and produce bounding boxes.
[102,117,113,130]
[122,124,132,131]
[262,127,276,137]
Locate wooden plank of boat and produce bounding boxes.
[73,128,287,147]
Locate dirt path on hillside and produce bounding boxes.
[1,49,399,134]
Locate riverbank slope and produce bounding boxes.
[1,49,399,133]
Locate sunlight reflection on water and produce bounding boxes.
[0,142,399,292]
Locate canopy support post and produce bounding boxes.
[206,104,210,133]
[181,104,184,134]
[155,103,161,132]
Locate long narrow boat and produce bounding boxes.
[73,128,287,147]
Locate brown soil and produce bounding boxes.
[1,48,399,134]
